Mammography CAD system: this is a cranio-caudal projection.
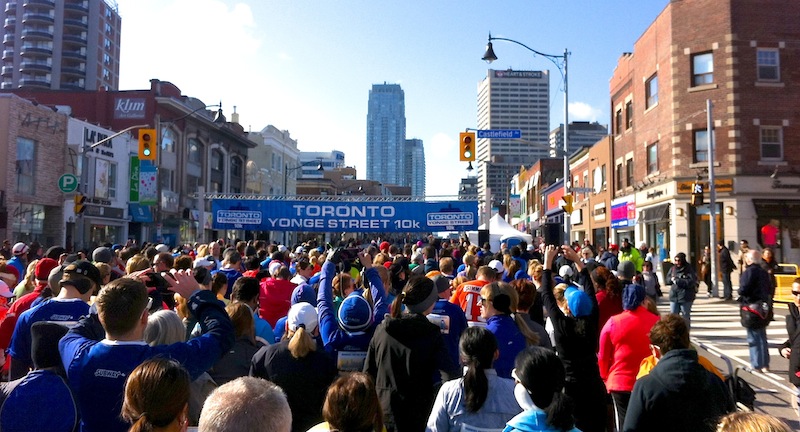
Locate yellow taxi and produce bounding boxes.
[773,263,800,303]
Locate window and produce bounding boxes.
[103,53,110,65]
[615,163,623,191]
[626,158,634,188]
[211,149,224,171]
[625,101,633,129]
[601,164,607,190]
[231,157,242,177]
[615,109,623,135]
[108,162,117,199]
[104,38,111,50]
[692,52,714,86]
[760,127,782,160]
[159,168,174,191]
[646,74,658,108]
[160,128,175,153]
[694,130,709,162]
[16,138,36,195]
[647,143,658,174]
[757,49,780,81]
[188,138,202,164]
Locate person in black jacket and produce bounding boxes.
[739,249,772,372]
[539,245,607,432]
[364,275,459,432]
[717,241,737,301]
[666,252,698,329]
[779,278,800,416]
[623,314,734,431]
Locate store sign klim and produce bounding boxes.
[677,178,733,194]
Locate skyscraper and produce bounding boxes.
[549,121,608,157]
[405,138,425,196]
[1,0,121,90]
[366,83,405,186]
[476,69,550,219]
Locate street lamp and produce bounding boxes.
[283,160,324,245]
[483,33,571,243]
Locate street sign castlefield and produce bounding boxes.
[477,130,521,139]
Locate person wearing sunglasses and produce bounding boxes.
[778,277,800,416]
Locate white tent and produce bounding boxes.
[466,214,533,252]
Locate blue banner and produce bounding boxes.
[211,200,479,232]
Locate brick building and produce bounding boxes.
[609,0,800,271]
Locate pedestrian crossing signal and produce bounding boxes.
[691,182,704,206]
[460,132,476,162]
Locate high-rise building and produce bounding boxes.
[1,0,121,90]
[476,69,550,222]
[549,121,608,157]
[404,138,425,196]
[299,150,345,179]
[366,83,405,186]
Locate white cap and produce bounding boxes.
[278,245,288,253]
[155,244,169,253]
[193,258,213,268]
[527,244,535,252]
[488,259,505,275]
[0,280,12,298]
[12,242,28,255]
[294,246,305,255]
[559,265,574,278]
[287,303,318,333]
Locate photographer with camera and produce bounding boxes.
[666,252,698,330]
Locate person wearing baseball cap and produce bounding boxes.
[7,243,28,281]
[426,272,468,371]
[8,260,100,380]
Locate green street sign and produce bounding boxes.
[58,174,79,193]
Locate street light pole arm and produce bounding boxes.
[87,124,150,149]
[488,35,565,60]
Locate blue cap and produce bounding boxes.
[337,292,372,333]
[291,283,316,305]
[622,283,645,310]
[514,269,531,280]
[565,286,592,317]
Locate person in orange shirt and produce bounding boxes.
[449,266,497,323]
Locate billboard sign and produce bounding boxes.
[211,200,479,232]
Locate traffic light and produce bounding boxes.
[691,181,704,206]
[138,128,157,160]
[459,132,476,162]
[73,193,87,215]
[561,193,574,213]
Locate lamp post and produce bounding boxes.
[483,33,571,244]
[283,159,324,245]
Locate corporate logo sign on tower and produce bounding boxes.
[113,98,146,119]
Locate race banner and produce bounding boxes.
[211,199,479,232]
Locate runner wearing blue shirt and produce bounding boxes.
[59,270,234,432]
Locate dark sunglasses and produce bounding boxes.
[792,291,800,297]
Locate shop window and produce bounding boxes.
[646,74,658,108]
[757,48,780,81]
[647,142,658,174]
[760,126,782,160]
[693,129,709,162]
[692,52,714,86]
[15,138,35,195]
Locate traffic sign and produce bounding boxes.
[58,174,79,193]
[477,129,521,139]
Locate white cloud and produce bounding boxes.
[568,101,603,123]
[424,133,466,197]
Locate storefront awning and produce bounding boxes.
[129,204,153,223]
[638,203,670,223]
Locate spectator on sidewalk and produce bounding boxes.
[666,252,698,329]
[778,277,800,418]
[739,250,772,373]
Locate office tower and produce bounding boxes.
[476,69,550,215]
[366,83,405,186]
[1,0,121,90]
[405,138,425,196]
[549,121,608,157]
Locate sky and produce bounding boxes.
[116,0,670,198]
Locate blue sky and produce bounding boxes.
[116,0,669,197]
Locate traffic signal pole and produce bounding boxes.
[74,124,148,252]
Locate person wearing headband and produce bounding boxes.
[365,275,460,432]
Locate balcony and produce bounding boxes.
[64,1,88,13]
[60,64,84,77]
[21,28,53,40]
[22,12,54,25]
[60,81,84,90]
[63,18,87,30]
[62,33,87,46]
[19,60,51,73]
[19,45,52,56]
[19,77,50,88]
[61,49,85,60]
[5,2,18,13]
[4,17,16,29]
[1,82,15,89]
[2,49,15,60]
[1,66,14,77]
[3,34,14,45]
[22,0,55,7]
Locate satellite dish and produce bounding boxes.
[593,168,603,194]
